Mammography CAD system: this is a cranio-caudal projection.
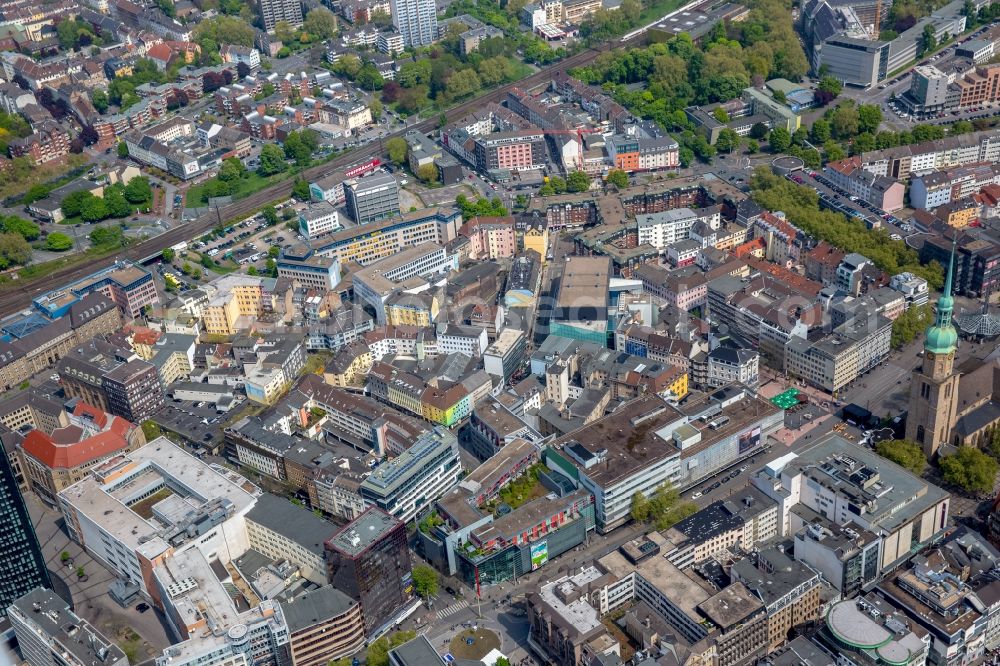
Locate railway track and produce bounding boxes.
[0,35,645,319]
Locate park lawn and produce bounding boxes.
[186,171,289,207]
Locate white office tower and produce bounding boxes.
[391,0,437,47]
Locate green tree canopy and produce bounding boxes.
[124,176,152,204]
[875,439,926,475]
[455,195,507,218]
[302,7,338,39]
[0,215,39,241]
[45,232,73,251]
[566,170,592,192]
[386,137,408,165]
[940,446,998,494]
[80,195,108,222]
[768,127,791,152]
[89,225,124,247]
[0,232,30,268]
[366,631,418,666]
[417,163,439,184]
[891,303,932,349]
[411,564,439,599]
[194,15,255,47]
[257,144,286,176]
[605,169,629,188]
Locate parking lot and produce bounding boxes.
[791,170,913,236]
[151,398,234,454]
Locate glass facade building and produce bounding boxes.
[0,449,49,616]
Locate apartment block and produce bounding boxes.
[155,549,289,666]
[859,129,1000,180]
[245,493,340,584]
[101,359,164,423]
[353,243,455,324]
[359,427,462,523]
[276,246,341,291]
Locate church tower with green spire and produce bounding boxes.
[905,242,960,457]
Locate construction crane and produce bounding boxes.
[873,0,881,37]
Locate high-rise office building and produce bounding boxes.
[0,450,50,616]
[259,0,303,32]
[345,172,401,225]
[390,0,437,48]
[101,359,164,423]
[325,507,412,634]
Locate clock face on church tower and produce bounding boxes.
[927,351,936,361]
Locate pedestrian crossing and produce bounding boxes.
[436,600,469,619]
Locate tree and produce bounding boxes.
[810,119,832,143]
[919,24,937,57]
[566,170,591,193]
[891,303,932,349]
[218,158,246,182]
[91,89,108,113]
[411,564,439,598]
[162,248,176,262]
[193,15,255,47]
[303,7,338,39]
[366,632,417,666]
[44,232,73,251]
[417,163,439,183]
[141,420,162,441]
[104,188,132,218]
[716,128,741,153]
[630,491,650,522]
[605,170,629,188]
[273,21,295,44]
[117,142,128,158]
[262,206,279,225]
[370,98,383,120]
[818,76,843,98]
[830,105,859,140]
[81,196,108,222]
[62,190,94,218]
[444,69,481,100]
[257,144,286,176]
[0,233,30,268]
[768,127,791,152]
[89,225,123,247]
[292,178,311,201]
[750,122,769,140]
[386,137,408,166]
[875,439,926,475]
[124,176,152,204]
[23,184,52,205]
[712,107,730,123]
[857,104,883,135]
[940,446,998,494]
[356,63,384,91]
[0,216,39,241]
